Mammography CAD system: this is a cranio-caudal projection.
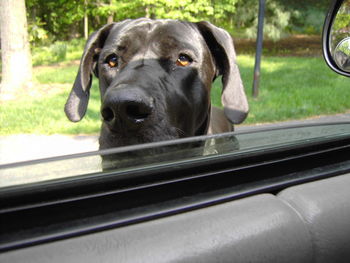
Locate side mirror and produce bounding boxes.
[323,0,350,77]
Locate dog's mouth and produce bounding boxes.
[100,114,182,149]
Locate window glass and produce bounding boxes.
[1,0,349,189]
[1,124,350,188]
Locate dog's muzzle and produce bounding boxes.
[101,85,154,132]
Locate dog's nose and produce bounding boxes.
[101,86,154,130]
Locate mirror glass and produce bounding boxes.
[334,37,350,71]
[330,0,350,72]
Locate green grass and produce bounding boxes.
[31,38,85,66]
[0,83,100,135]
[238,55,350,124]
[1,55,349,135]
[34,64,79,84]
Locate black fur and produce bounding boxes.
[65,18,248,150]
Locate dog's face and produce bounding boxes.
[65,19,248,149]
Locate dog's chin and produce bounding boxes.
[98,123,204,171]
[99,122,188,171]
[98,123,181,150]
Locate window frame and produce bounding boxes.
[322,0,350,77]
[2,123,350,252]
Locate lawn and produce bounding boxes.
[236,55,350,123]
[1,55,349,135]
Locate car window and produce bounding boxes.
[2,123,350,188]
[1,0,349,190]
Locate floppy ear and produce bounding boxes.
[64,23,116,122]
[196,21,249,124]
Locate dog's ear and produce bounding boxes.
[64,23,115,122]
[196,21,249,124]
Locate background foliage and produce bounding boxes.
[26,0,332,45]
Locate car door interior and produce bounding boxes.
[1,173,350,263]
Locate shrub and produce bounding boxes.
[51,42,67,62]
[31,39,84,66]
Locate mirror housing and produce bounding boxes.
[323,0,350,77]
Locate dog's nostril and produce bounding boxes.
[102,107,114,122]
[126,104,152,121]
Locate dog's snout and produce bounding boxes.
[125,102,153,122]
[101,107,115,122]
[102,87,154,130]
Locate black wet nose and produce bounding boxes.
[101,87,154,130]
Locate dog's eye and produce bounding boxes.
[176,54,192,67]
[106,55,118,68]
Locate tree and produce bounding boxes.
[91,0,239,25]
[233,0,292,40]
[0,0,33,99]
[26,0,86,41]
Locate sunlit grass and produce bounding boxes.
[0,81,101,135]
[213,55,350,124]
[34,64,79,84]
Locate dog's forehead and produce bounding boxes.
[108,19,202,49]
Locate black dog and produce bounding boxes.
[65,18,248,150]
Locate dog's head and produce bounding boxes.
[65,18,248,148]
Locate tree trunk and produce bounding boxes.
[107,15,114,24]
[0,0,32,100]
[84,0,89,39]
[107,0,114,24]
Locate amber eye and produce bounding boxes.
[106,55,118,68]
[176,54,192,67]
